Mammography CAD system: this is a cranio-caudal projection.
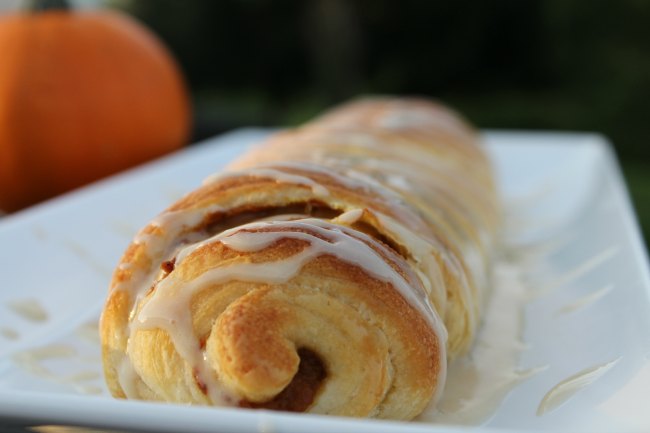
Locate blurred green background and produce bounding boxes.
[111,0,650,243]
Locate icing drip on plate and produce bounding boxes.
[131,217,448,405]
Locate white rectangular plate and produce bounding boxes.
[0,129,649,432]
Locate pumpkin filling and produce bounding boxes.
[239,348,327,412]
[200,202,408,261]
[202,202,342,236]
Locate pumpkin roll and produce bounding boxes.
[100,97,499,420]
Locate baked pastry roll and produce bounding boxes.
[100,97,499,420]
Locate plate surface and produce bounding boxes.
[0,129,648,432]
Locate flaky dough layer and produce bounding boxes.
[100,97,499,420]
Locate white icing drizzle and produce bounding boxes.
[419,258,543,424]
[74,384,104,395]
[133,218,447,406]
[12,344,77,361]
[537,358,621,416]
[113,162,483,409]
[248,161,435,237]
[378,107,471,139]
[376,208,485,353]
[120,202,226,306]
[107,109,498,414]
[294,129,478,178]
[336,161,490,289]
[113,203,227,395]
[133,203,224,250]
[12,343,105,396]
[332,208,364,226]
[354,154,496,241]
[242,219,437,330]
[7,298,48,322]
[63,240,113,278]
[555,284,614,316]
[386,174,412,191]
[372,212,452,326]
[272,209,449,311]
[117,357,140,399]
[532,246,619,299]
[204,167,330,198]
[336,168,437,234]
[249,161,348,183]
[249,129,497,226]
[0,326,19,340]
[350,156,493,227]
[12,344,80,381]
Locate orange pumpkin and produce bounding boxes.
[0,0,191,212]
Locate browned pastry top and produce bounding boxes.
[100,97,499,420]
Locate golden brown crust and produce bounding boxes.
[100,97,498,420]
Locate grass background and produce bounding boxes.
[112,0,650,244]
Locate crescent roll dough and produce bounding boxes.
[100,97,499,420]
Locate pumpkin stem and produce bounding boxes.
[29,0,71,12]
